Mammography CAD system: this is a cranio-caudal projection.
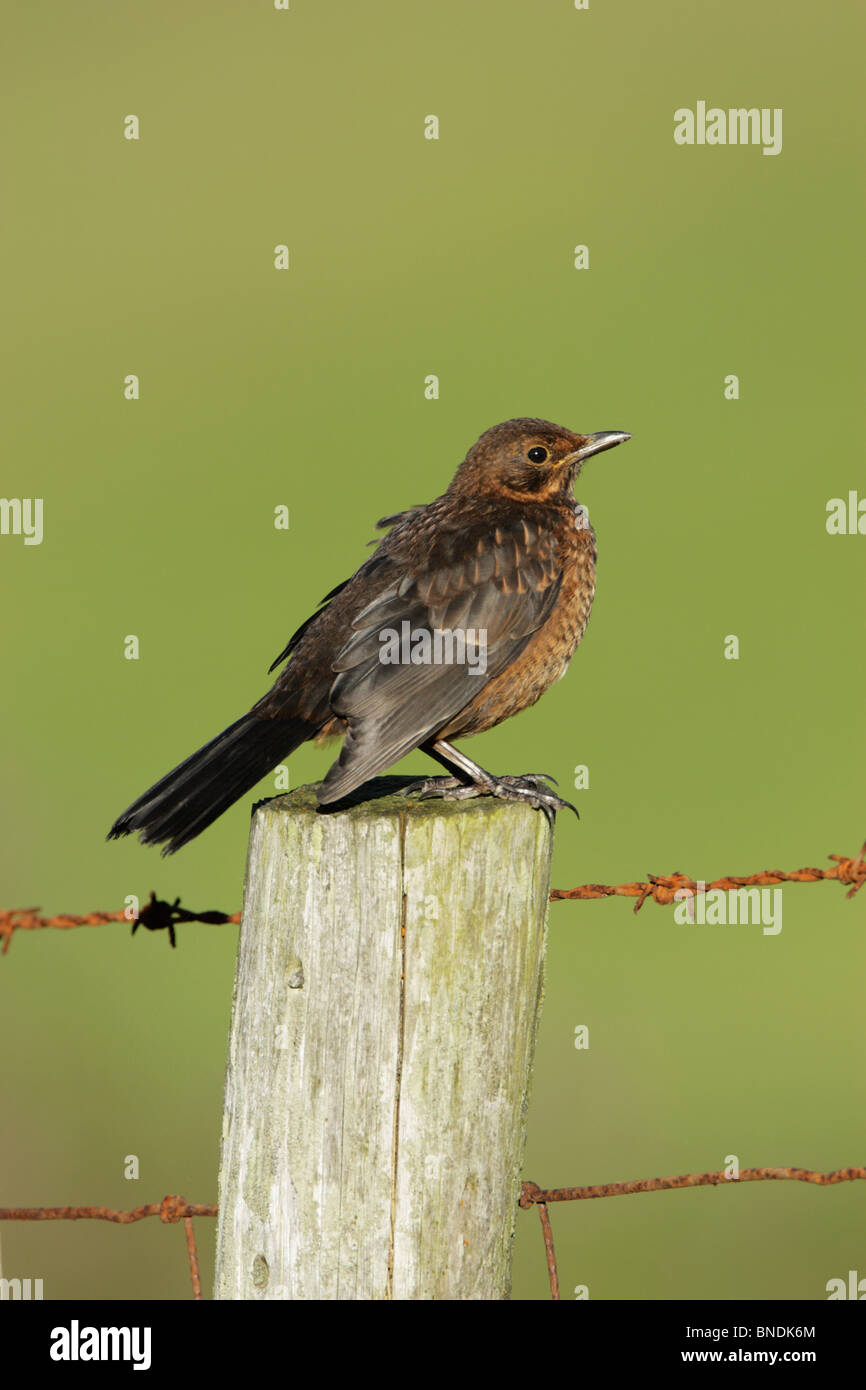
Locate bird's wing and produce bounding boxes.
[267,554,392,673]
[374,505,426,530]
[318,515,562,802]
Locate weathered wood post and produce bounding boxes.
[214,780,552,1300]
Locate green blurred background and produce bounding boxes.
[1,0,863,1300]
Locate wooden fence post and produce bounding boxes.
[213,780,552,1300]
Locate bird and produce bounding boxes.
[108,417,630,853]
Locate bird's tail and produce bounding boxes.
[107,712,315,854]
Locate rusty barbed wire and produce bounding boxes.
[0,907,129,953]
[519,1166,866,1300]
[0,1194,218,1224]
[0,1194,216,1300]
[3,1167,863,1301]
[1,842,863,953]
[0,892,241,953]
[535,1201,560,1301]
[519,1165,866,1207]
[183,1217,203,1299]
[550,843,866,909]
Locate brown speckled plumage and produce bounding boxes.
[109,418,629,851]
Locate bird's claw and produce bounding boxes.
[488,774,578,825]
[398,775,467,800]
[398,773,577,826]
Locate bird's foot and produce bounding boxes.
[398,773,577,826]
[482,774,578,825]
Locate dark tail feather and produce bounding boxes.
[107,713,315,854]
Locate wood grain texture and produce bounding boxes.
[214,782,552,1300]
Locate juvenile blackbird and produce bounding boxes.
[108,418,630,853]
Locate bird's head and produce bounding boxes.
[449,417,630,502]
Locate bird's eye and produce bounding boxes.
[527,446,549,463]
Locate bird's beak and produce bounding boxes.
[570,430,632,463]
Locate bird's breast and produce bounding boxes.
[530,516,597,684]
[437,510,597,738]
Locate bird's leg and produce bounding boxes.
[399,739,578,825]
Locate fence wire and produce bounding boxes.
[1,842,863,952]
[1,837,863,1298]
[0,1196,216,1299]
[3,1167,864,1301]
